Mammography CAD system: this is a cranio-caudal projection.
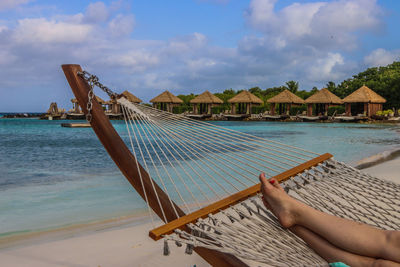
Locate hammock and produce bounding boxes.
[62,65,400,267]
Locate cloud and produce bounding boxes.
[307,53,345,81]
[84,2,109,23]
[108,14,135,37]
[13,18,92,44]
[245,0,383,51]
[364,48,400,67]
[0,0,31,11]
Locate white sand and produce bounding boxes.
[1,157,399,267]
[362,156,400,184]
[0,222,209,267]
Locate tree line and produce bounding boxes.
[174,61,400,114]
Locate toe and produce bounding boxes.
[259,173,274,193]
[269,178,285,191]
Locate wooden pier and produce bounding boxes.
[61,123,91,128]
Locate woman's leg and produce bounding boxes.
[259,173,400,263]
[291,225,400,267]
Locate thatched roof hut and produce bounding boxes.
[190,91,223,104]
[121,90,142,103]
[342,85,386,116]
[70,98,82,114]
[227,90,262,115]
[305,88,342,104]
[71,96,105,113]
[71,96,105,105]
[150,91,183,104]
[267,89,304,104]
[190,91,223,115]
[105,90,143,114]
[267,89,304,115]
[304,88,342,116]
[150,91,183,112]
[228,90,263,104]
[342,85,386,103]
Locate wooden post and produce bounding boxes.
[193,104,198,114]
[345,103,351,116]
[325,104,329,116]
[286,103,291,115]
[231,103,236,114]
[270,103,275,115]
[207,104,212,115]
[365,103,370,117]
[307,104,312,116]
[62,64,245,267]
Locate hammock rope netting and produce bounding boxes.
[117,98,400,266]
[71,69,400,267]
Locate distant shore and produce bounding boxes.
[2,112,400,123]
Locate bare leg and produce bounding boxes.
[291,225,400,267]
[259,173,400,263]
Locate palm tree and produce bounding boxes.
[326,81,336,91]
[285,81,299,94]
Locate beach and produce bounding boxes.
[0,153,398,267]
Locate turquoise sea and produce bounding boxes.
[1,117,399,238]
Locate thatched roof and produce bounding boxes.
[305,88,343,104]
[190,91,223,104]
[71,96,106,104]
[228,90,263,104]
[342,85,386,103]
[150,91,183,103]
[267,89,304,104]
[121,90,142,103]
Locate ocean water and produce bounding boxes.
[0,118,399,237]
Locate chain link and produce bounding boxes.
[77,70,118,122]
[78,71,117,98]
[86,80,94,122]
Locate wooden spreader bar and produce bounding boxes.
[149,153,333,240]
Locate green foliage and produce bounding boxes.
[252,106,266,114]
[290,106,306,116]
[376,109,394,116]
[285,81,299,93]
[162,61,400,114]
[333,61,400,109]
[211,106,226,114]
[175,93,195,113]
[172,105,192,114]
[328,106,345,116]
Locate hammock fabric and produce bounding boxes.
[62,65,400,267]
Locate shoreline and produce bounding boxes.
[0,211,155,250]
[354,146,400,169]
[2,114,400,124]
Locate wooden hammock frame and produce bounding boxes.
[62,64,332,267]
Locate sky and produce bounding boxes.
[0,0,399,112]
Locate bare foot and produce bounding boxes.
[259,173,300,228]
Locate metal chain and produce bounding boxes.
[78,71,118,98]
[86,80,94,122]
[77,70,118,122]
